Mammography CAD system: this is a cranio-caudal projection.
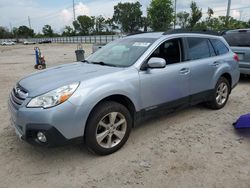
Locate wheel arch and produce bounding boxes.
[85,94,137,135]
[220,72,232,92]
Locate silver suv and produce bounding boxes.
[8,31,240,155]
[223,29,250,75]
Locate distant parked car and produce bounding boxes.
[1,41,15,46]
[223,29,250,75]
[23,40,36,45]
[38,40,52,44]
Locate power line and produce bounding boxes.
[11,3,73,26]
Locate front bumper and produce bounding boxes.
[8,95,85,147]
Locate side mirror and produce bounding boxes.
[147,57,166,69]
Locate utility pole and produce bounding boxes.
[28,16,31,29]
[73,0,76,21]
[9,23,13,33]
[174,0,177,29]
[226,0,231,27]
[239,10,243,21]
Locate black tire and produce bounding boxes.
[85,101,132,155]
[206,77,230,109]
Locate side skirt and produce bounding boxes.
[134,89,214,126]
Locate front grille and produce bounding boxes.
[10,85,28,109]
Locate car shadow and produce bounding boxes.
[233,128,250,142]
[239,74,250,82]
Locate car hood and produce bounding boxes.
[19,62,124,97]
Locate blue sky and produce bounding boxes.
[0,0,249,33]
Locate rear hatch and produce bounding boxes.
[223,30,250,68]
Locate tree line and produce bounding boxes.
[1,0,250,39]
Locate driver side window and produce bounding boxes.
[150,38,182,64]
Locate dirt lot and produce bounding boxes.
[0,44,250,188]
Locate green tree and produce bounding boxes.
[176,11,190,28]
[62,26,75,36]
[141,16,149,32]
[95,15,106,34]
[0,26,12,39]
[147,0,174,31]
[105,18,118,33]
[42,25,54,37]
[188,1,202,28]
[16,25,34,38]
[113,1,143,33]
[206,7,214,29]
[73,15,94,35]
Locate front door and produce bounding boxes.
[139,38,190,110]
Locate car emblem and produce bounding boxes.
[14,86,28,99]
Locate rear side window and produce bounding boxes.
[210,39,229,55]
[186,37,213,60]
[223,32,250,47]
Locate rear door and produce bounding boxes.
[185,37,218,103]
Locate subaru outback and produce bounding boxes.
[8,31,240,155]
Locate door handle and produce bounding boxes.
[179,68,190,75]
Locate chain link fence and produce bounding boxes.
[0,35,123,44]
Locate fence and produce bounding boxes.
[0,35,123,44]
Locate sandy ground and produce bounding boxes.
[0,43,250,188]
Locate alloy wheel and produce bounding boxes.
[95,112,127,149]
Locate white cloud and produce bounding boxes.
[60,2,90,26]
[75,2,90,16]
[231,10,240,19]
[61,9,72,25]
[0,0,249,34]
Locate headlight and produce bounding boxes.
[27,83,79,108]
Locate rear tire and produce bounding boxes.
[206,77,230,109]
[85,101,132,155]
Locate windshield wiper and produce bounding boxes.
[91,61,117,67]
[81,60,90,63]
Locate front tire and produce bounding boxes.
[206,77,230,109]
[85,101,132,155]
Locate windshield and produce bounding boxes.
[87,37,156,67]
[223,32,250,47]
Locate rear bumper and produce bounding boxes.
[239,67,250,75]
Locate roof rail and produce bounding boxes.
[163,29,221,36]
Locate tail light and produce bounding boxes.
[234,53,239,62]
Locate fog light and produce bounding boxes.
[37,132,47,143]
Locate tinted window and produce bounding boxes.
[210,39,229,55]
[208,40,216,57]
[187,37,212,60]
[223,32,250,47]
[149,38,182,64]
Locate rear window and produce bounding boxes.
[210,39,229,55]
[186,37,213,60]
[223,32,250,47]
